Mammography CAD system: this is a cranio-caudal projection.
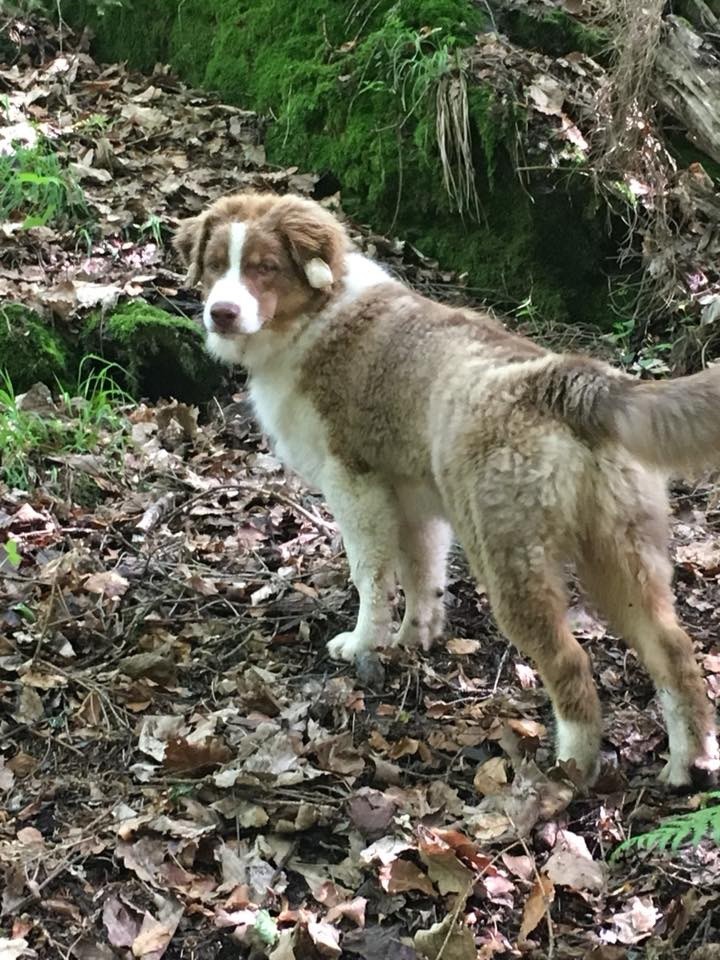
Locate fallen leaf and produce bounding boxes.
[307,917,341,958]
[447,638,480,655]
[607,897,660,945]
[0,940,34,960]
[103,895,142,948]
[343,926,416,959]
[507,718,547,740]
[15,687,44,724]
[268,930,296,960]
[325,897,367,928]
[544,831,606,893]
[519,875,555,944]
[527,74,565,116]
[163,736,232,776]
[348,788,398,838]
[378,859,436,896]
[473,757,508,796]
[418,842,473,896]
[414,914,475,960]
[84,570,129,598]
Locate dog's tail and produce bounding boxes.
[527,355,720,473]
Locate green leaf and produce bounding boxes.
[254,910,278,946]
[611,796,720,861]
[2,540,21,569]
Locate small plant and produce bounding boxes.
[0,140,88,229]
[612,792,720,860]
[0,358,131,490]
[138,214,164,245]
[350,11,480,218]
[75,112,113,133]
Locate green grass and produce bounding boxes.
[0,358,131,490]
[0,140,88,230]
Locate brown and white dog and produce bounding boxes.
[174,190,720,788]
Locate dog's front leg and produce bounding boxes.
[322,463,399,662]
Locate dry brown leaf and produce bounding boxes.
[473,756,508,796]
[348,787,398,838]
[501,853,535,881]
[378,858,436,896]
[447,638,480,655]
[16,827,43,845]
[519,875,555,944]
[14,687,44,724]
[103,895,141,948]
[507,718,547,740]
[307,917,341,958]
[325,896,367,928]
[84,570,129,598]
[163,736,232,776]
[268,930,296,960]
[418,845,473,896]
[544,831,607,893]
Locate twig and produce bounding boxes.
[433,881,473,960]
[270,490,336,535]
[492,648,510,694]
[11,812,110,913]
[136,491,177,534]
[511,821,556,959]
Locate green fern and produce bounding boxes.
[612,792,720,861]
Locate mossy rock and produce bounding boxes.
[83,300,224,403]
[62,0,622,328]
[0,303,75,391]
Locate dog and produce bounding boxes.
[173,190,720,788]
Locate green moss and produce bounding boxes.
[84,300,224,402]
[0,303,74,391]
[496,8,609,59]
[63,0,621,328]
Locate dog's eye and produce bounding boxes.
[257,262,276,276]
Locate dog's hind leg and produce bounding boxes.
[479,547,602,782]
[440,432,602,782]
[577,475,718,787]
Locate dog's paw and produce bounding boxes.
[658,757,691,788]
[327,631,373,662]
[659,731,720,790]
[660,751,720,791]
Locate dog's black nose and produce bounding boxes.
[210,301,240,332]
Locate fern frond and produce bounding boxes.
[611,792,720,861]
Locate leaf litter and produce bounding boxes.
[2,11,720,960]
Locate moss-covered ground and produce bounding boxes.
[0,303,74,390]
[63,0,624,328]
[1,300,222,401]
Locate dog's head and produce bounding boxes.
[173,192,347,361]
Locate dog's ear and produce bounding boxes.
[276,201,345,290]
[173,213,215,285]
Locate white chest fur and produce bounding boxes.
[249,359,328,488]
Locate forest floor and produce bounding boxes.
[2,15,720,960]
